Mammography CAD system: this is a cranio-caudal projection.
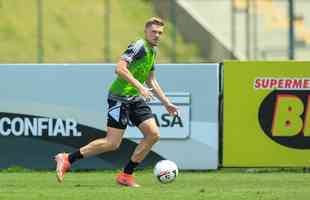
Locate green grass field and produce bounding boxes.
[1,169,310,200]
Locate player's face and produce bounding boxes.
[145,24,164,46]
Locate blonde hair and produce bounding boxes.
[145,17,165,28]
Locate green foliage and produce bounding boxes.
[0,0,203,63]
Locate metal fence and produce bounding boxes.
[231,0,310,60]
[0,0,309,63]
[0,0,205,63]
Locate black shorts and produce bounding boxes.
[107,96,154,129]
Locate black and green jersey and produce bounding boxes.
[109,38,157,96]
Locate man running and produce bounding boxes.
[54,17,178,187]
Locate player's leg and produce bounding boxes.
[116,99,159,187]
[55,98,128,183]
[55,127,125,182]
[80,127,124,157]
[116,118,159,187]
[128,99,160,172]
[131,118,160,163]
[125,118,159,174]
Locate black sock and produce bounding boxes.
[68,150,84,164]
[123,160,139,175]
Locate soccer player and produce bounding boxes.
[54,17,178,187]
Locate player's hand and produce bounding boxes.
[139,86,155,102]
[164,103,179,116]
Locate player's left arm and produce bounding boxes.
[146,71,179,116]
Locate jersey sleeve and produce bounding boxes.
[120,40,145,64]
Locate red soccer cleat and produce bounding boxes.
[116,172,140,187]
[54,153,71,183]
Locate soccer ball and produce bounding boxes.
[153,160,178,183]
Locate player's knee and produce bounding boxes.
[110,141,121,151]
[95,139,108,152]
[106,140,121,151]
[94,139,120,151]
[149,131,160,143]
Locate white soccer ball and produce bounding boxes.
[153,160,178,183]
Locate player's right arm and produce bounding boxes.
[115,60,151,98]
[115,40,153,99]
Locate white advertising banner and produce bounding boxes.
[0,64,219,170]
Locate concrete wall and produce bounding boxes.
[153,0,238,62]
